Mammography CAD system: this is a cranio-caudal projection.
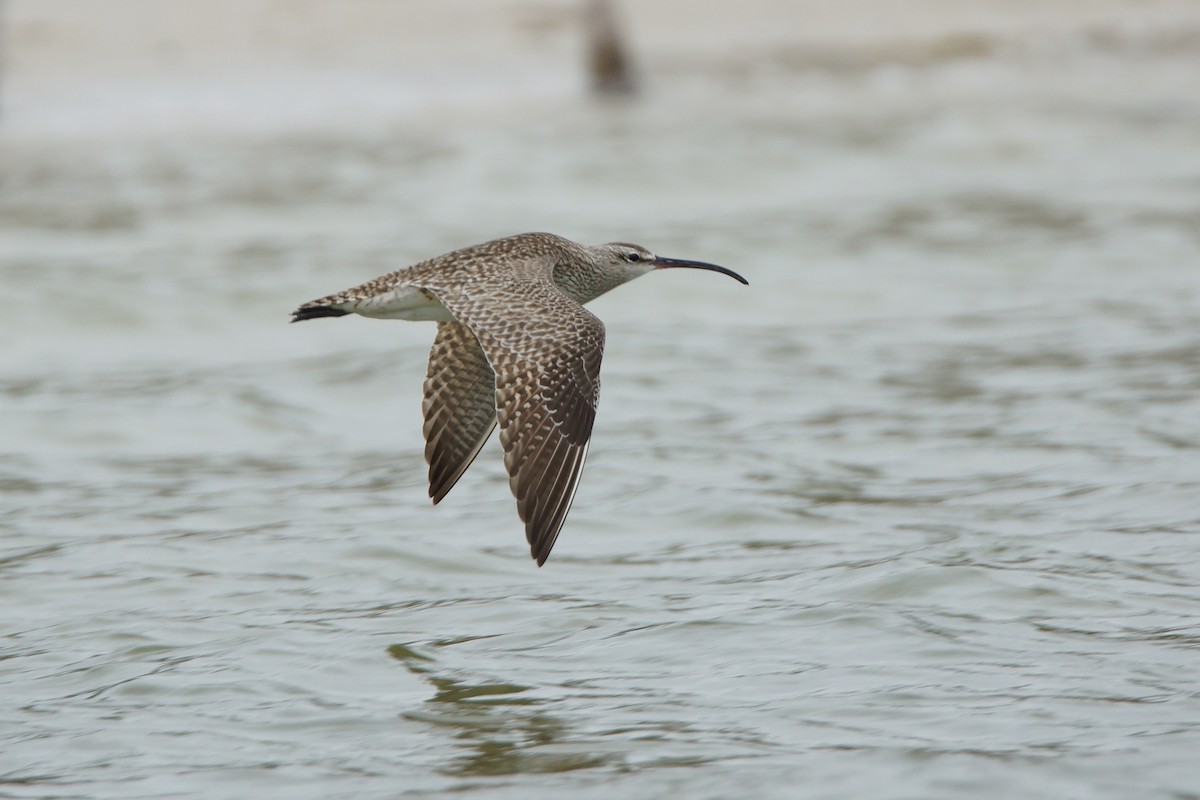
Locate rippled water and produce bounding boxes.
[3,7,1200,799]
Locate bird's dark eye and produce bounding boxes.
[625,252,642,263]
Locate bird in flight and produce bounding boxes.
[292,232,748,565]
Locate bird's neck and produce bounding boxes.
[554,265,627,305]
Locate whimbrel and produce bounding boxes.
[292,232,748,566]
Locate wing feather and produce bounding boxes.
[422,269,605,565]
[421,321,498,504]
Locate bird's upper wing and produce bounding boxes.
[422,321,498,504]
[423,270,605,566]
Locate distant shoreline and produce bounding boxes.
[5,0,1199,135]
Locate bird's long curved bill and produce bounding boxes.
[653,256,749,285]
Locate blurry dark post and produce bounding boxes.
[0,0,5,119]
[584,0,637,97]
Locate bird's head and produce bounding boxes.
[597,242,749,286]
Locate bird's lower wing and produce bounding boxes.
[424,277,605,566]
[422,321,498,503]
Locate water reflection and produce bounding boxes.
[390,642,612,776]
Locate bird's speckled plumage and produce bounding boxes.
[292,232,748,566]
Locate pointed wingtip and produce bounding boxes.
[526,519,560,568]
[531,530,561,567]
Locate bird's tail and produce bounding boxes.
[291,303,349,323]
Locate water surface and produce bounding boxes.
[2,5,1200,798]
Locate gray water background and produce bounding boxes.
[2,3,1200,798]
